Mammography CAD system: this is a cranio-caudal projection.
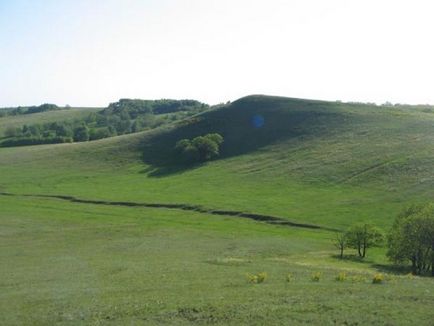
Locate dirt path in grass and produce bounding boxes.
[0,192,339,232]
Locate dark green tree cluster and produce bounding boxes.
[334,223,383,259]
[387,204,434,275]
[103,99,208,118]
[26,103,60,114]
[1,99,210,147]
[175,133,224,162]
[1,136,72,147]
[95,99,208,140]
[0,103,61,117]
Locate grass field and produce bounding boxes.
[1,95,434,324]
[1,195,433,325]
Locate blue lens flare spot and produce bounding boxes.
[252,115,265,128]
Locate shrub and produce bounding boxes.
[310,272,321,282]
[175,133,224,162]
[372,273,384,284]
[405,273,415,279]
[335,272,347,282]
[257,272,267,283]
[286,273,294,282]
[247,272,267,284]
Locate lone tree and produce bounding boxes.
[387,204,434,276]
[175,133,223,162]
[345,223,383,258]
[333,232,347,259]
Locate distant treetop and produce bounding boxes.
[103,99,209,118]
[0,103,61,117]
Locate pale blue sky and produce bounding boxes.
[1,0,434,107]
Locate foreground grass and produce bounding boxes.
[1,196,433,325]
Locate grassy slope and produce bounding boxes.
[1,195,433,325]
[0,107,101,137]
[1,95,434,228]
[1,95,434,324]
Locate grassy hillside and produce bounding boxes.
[0,99,209,147]
[0,107,101,137]
[1,95,434,324]
[1,95,434,228]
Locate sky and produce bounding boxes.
[1,0,434,107]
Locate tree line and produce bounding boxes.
[0,103,63,117]
[1,99,209,147]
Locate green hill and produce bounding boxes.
[1,95,434,228]
[1,95,434,324]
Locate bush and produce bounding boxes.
[247,272,267,284]
[310,272,321,282]
[372,273,384,284]
[286,273,294,282]
[175,133,224,162]
[335,272,347,282]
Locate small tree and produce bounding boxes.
[345,223,383,258]
[387,204,434,275]
[333,232,347,259]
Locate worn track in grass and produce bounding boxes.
[0,192,339,231]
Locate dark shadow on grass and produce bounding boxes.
[331,254,373,263]
[370,263,412,275]
[0,192,339,232]
[372,263,434,277]
[140,162,205,177]
[331,254,433,276]
[138,96,355,177]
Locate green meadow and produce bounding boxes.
[1,95,434,324]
